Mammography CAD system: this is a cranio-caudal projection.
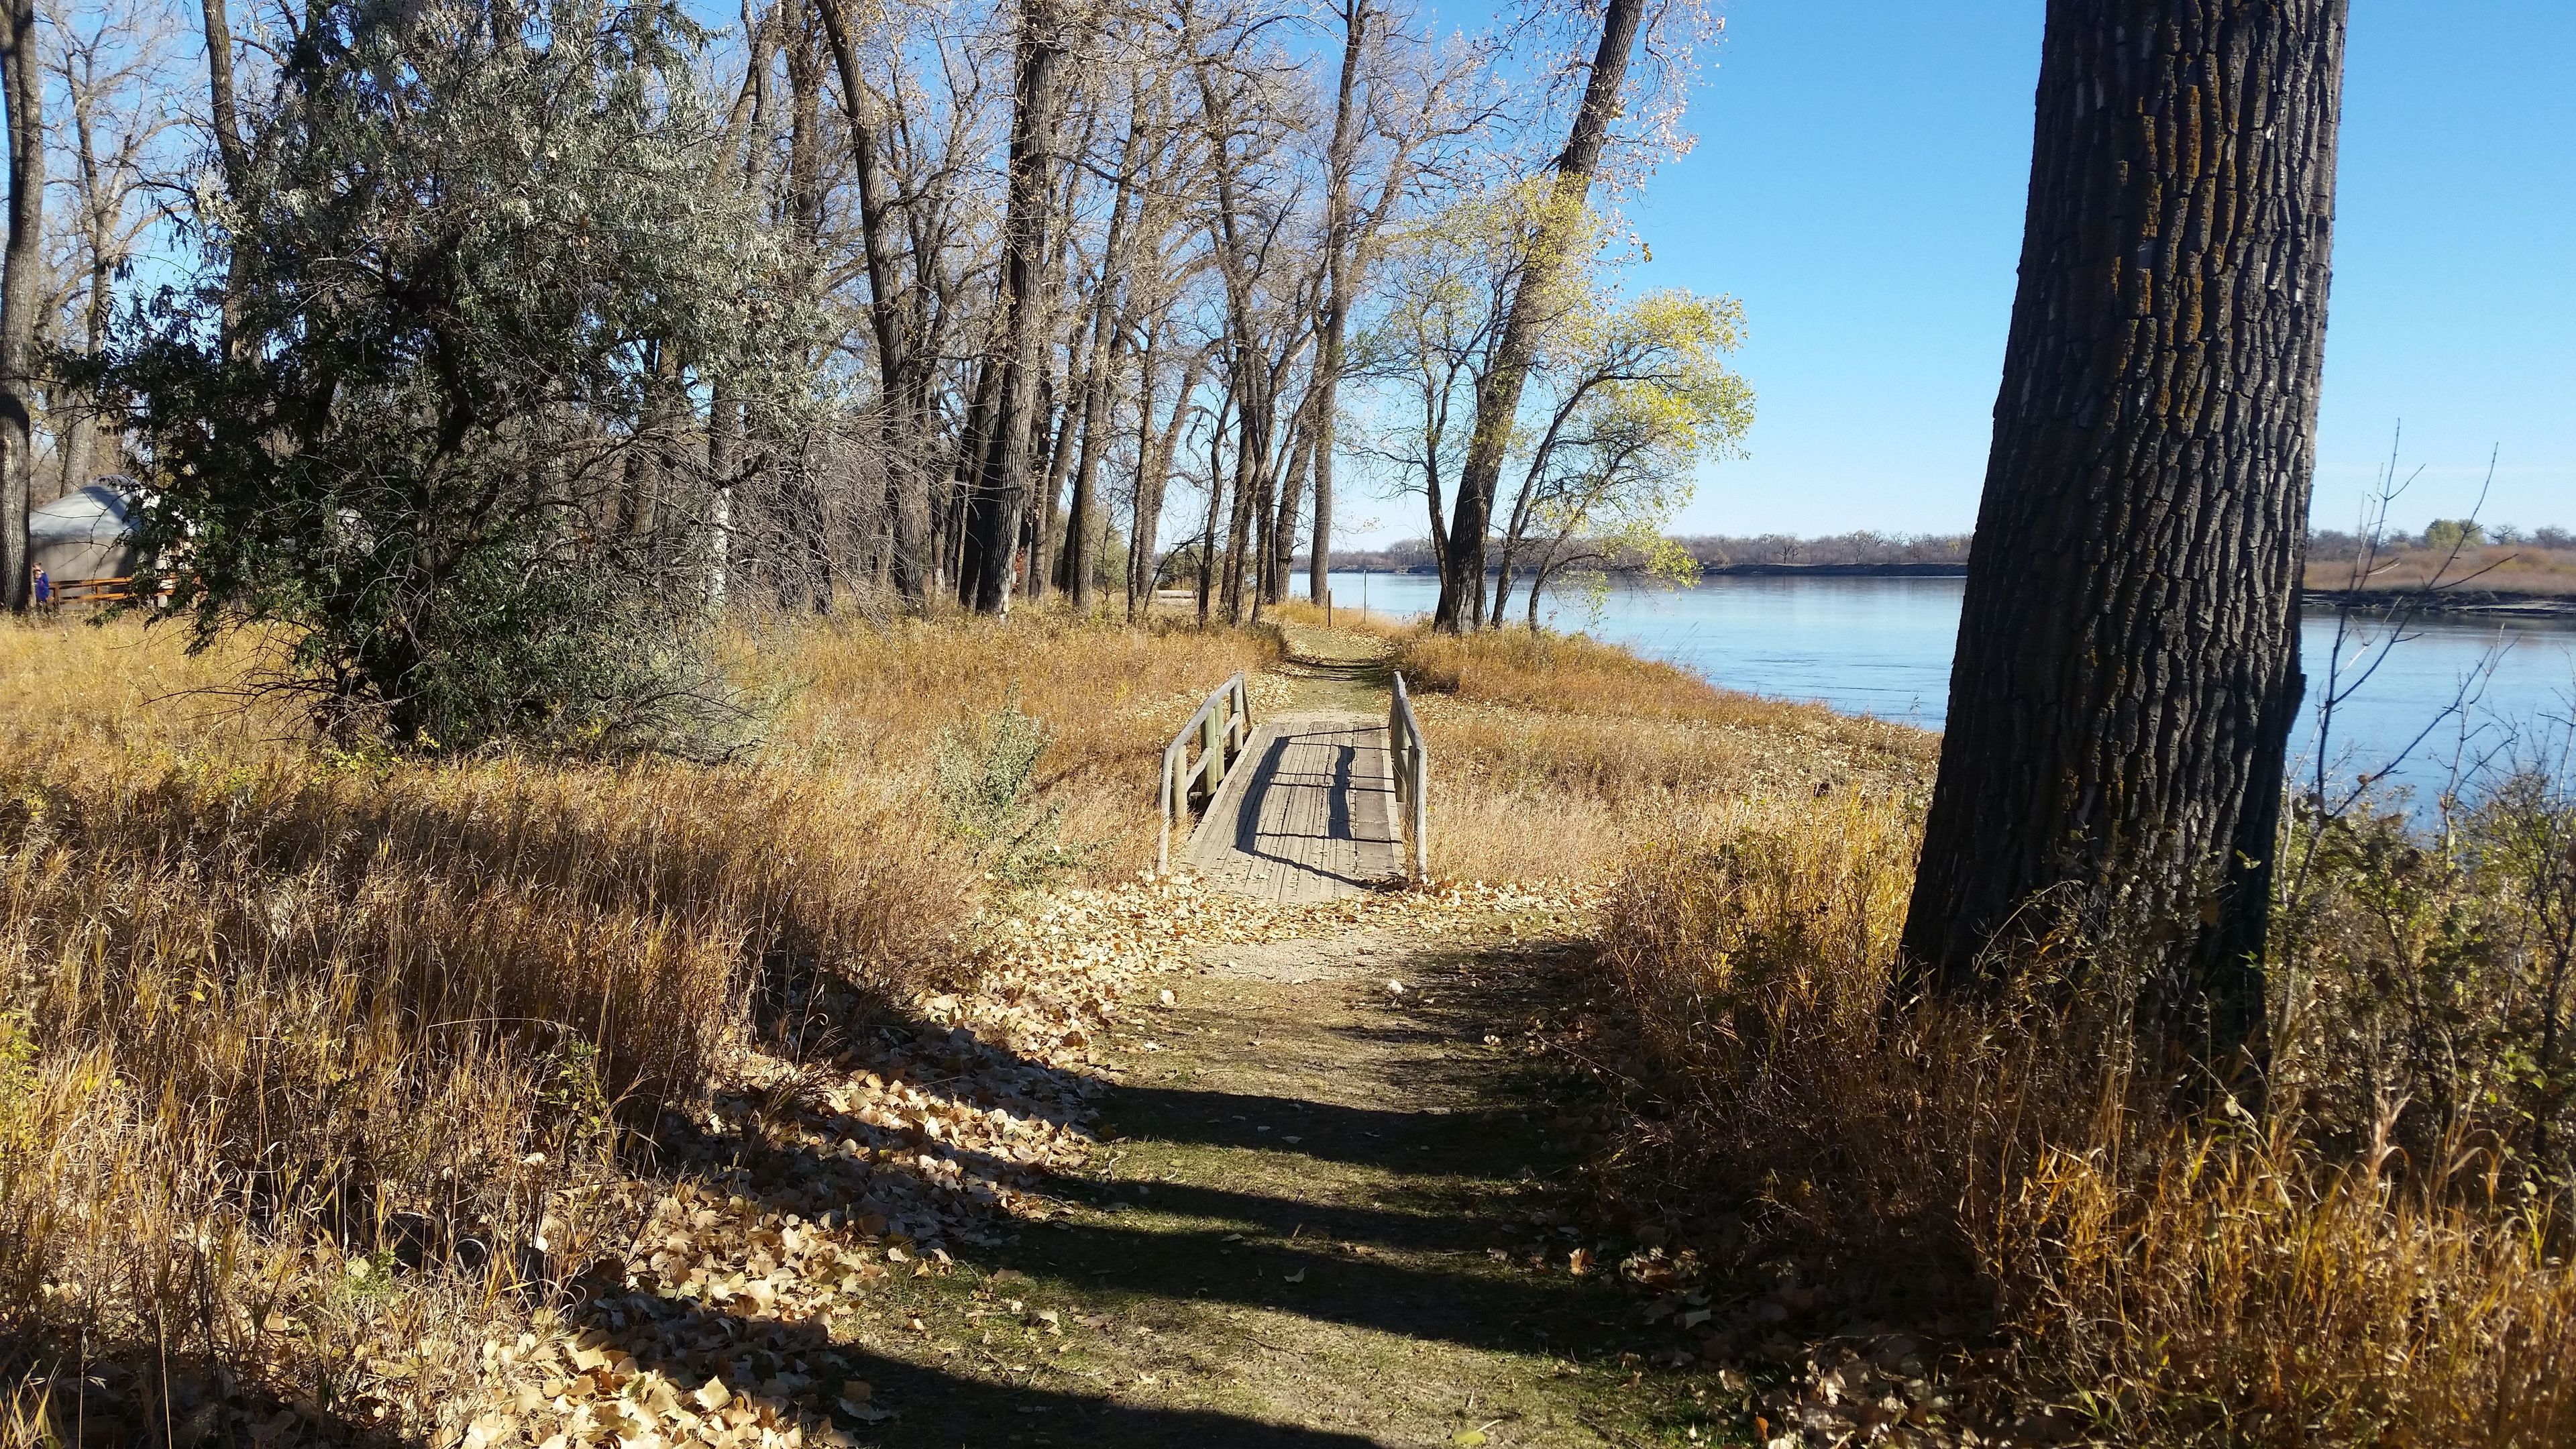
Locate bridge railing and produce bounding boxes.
[1389,672,1430,881]
[43,576,168,608]
[1157,672,1253,872]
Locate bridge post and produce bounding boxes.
[1197,706,1223,807]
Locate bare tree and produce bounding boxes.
[40,0,182,498]
[1,0,39,610]
[58,0,1710,631]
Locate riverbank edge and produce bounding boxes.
[1309,559,2576,615]
[2301,588,2576,619]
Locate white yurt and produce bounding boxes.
[30,478,142,586]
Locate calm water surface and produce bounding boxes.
[1302,570,2576,805]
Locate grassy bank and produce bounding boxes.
[1595,773,2576,1444]
[2305,541,2576,598]
[12,606,2570,1446]
[1265,601,1937,883]
[0,612,1272,1440]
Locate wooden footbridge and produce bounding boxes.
[1157,667,1428,902]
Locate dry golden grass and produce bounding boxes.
[763,610,1277,878]
[0,610,1271,1440]
[1601,790,2576,1446]
[1388,627,1937,883]
[2308,543,2576,597]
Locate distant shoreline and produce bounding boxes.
[1304,560,2576,616]
[1309,560,1971,578]
[1700,561,1967,577]
[2300,589,2576,620]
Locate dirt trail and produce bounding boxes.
[818,628,1721,1446]
[1263,621,1400,717]
[482,628,1728,1449]
[835,921,1717,1447]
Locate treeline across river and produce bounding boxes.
[1315,527,2576,611]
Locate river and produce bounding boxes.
[1299,570,2576,810]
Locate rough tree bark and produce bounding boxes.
[1306,0,1371,612]
[1061,137,1138,610]
[965,0,1071,614]
[1431,0,1642,632]
[1900,0,2349,1083]
[1265,405,1312,604]
[196,0,256,361]
[0,0,39,612]
[816,0,932,606]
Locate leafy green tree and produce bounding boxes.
[85,0,816,753]
[1493,287,1752,626]
[2422,519,2485,551]
[1356,192,1749,625]
[1353,182,1609,595]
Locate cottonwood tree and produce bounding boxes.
[1900,0,2350,1083]
[1356,183,1745,620]
[40,0,185,499]
[1353,188,1532,578]
[1302,0,1486,608]
[46,0,1707,637]
[1429,0,1713,631]
[1489,286,1748,623]
[957,0,1083,612]
[0,0,38,612]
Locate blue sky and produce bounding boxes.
[1409,0,2575,542]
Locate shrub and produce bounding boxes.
[2424,518,2487,551]
[85,0,817,754]
[935,700,1091,886]
[1599,780,2576,1445]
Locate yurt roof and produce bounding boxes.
[30,480,138,547]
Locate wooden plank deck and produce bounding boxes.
[1181,713,1404,902]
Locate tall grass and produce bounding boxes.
[1602,786,2576,1446]
[1391,627,1936,882]
[2305,543,2576,598]
[0,610,1272,1439]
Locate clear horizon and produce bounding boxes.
[1346,0,2575,550]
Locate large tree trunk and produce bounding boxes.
[950,355,1001,605]
[197,0,256,360]
[1265,408,1312,605]
[1128,339,1205,620]
[815,0,932,607]
[1064,290,1129,610]
[1124,336,1164,619]
[0,0,38,613]
[1307,0,1369,612]
[1307,331,1342,608]
[1219,385,1263,623]
[967,0,1071,614]
[1195,379,1234,627]
[1431,0,1642,632]
[1900,0,2348,1083]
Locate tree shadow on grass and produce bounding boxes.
[559,921,1673,1444]
[572,1282,1386,1448]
